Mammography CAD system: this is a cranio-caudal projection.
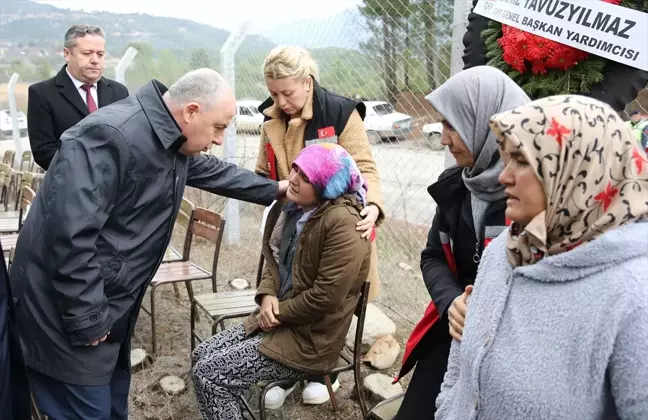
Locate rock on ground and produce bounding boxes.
[229,277,250,291]
[130,348,149,372]
[159,375,186,395]
[363,334,401,370]
[363,373,403,404]
[398,262,412,271]
[346,303,396,352]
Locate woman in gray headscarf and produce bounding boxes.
[393,66,530,419]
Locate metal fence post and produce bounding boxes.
[220,22,250,245]
[446,0,473,168]
[8,73,22,165]
[115,47,138,85]
[450,0,472,76]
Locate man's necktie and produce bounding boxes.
[81,84,98,113]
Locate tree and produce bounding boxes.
[189,48,212,70]
[408,0,453,91]
[156,49,188,86]
[360,0,411,103]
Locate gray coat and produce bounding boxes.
[436,221,648,420]
[10,80,278,386]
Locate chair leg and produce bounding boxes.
[240,395,258,420]
[172,283,181,299]
[355,359,368,417]
[211,316,226,335]
[185,280,195,302]
[324,375,338,412]
[190,299,197,354]
[14,185,20,212]
[150,285,158,355]
[258,384,272,420]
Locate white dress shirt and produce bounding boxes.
[66,68,98,108]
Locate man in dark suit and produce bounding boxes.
[27,24,129,170]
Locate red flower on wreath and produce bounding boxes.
[498,0,622,74]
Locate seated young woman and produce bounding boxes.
[191,143,372,420]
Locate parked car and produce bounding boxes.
[236,100,264,134]
[422,121,444,150]
[0,109,28,140]
[363,101,413,144]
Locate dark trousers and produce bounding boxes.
[28,364,131,420]
[394,325,451,419]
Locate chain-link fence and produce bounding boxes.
[198,0,460,327]
[2,0,648,329]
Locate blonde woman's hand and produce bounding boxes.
[448,285,473,342]
[356,204,380,239]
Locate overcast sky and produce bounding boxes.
[36,0,363,33]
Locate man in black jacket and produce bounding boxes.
[11,68,287,419]
[0,241,30,420]
[27,24,129,170]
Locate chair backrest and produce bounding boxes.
[176,197,195,260]
[20,172,34,189]
[31,174,44,192]
[20,151,32,171]
[0,163,9,183]
[191,208,225,243]
[18,185,36,231]
[190,208,226,292]
[3,150,14,166]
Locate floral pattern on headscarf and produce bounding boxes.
[489,95,648,267]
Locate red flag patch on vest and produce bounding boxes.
[318,126,335,139]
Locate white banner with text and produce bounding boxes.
[474,0,648,71]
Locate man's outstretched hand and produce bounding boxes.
[276,180,289,199]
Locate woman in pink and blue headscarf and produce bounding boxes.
[192,143,372,420]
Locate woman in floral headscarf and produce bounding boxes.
[192,143,372,420]
[436,95,648,419]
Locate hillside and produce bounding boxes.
[0,0,279,53]
[0,0,394,100]
[0,0,458,106]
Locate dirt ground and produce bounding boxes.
[128,208,418,420]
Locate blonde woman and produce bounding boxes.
[255,45,385,408]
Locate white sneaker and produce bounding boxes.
[302,379,340,405]
[264,384,296,410]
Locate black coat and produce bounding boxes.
[397,166,507,381]
[27,65,130,170]
[11,80,279,386]
[0,242,30,419]
[422,167,507,320]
